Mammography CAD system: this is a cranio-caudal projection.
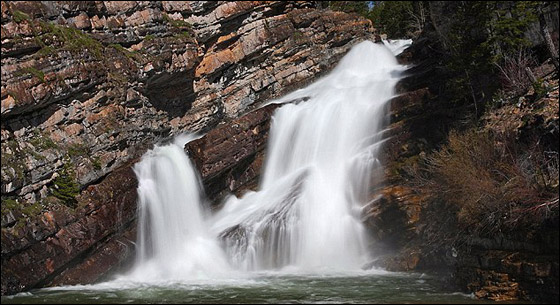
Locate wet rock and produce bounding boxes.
[185,103,280,202]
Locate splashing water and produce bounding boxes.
[124,39,411,282]
[382,39,413,56]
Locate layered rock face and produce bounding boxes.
[1,1,374,295]
[185,103,280,203]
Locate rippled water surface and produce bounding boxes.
[2,271,499,304]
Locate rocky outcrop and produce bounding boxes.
[1,162,138,295]
[1,1,375,295]
[185,103,279,203]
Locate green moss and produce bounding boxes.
[37,21,104,59]
[92,156,102,170]
[107,72,128,85]
[144,34,155,42]
[163,14,192,29]
[292,30,305,43]
[21,202,42,217]
[532,78,548,99]
[108,43,141,60]
[14,66,45,82]
[26,67,45,81]
[5,91,20,103]
[1,199,19,213]
[1,140,26,180]
[67,143,90,158]
[175,31,191,39]
[12,219,27,233]
[388,154,422,180]
[29,130,58,150]
[12,10,30,23]
[31,151,47,161]
[51,164,80,207]
[37,45,54,56]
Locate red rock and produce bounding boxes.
[185,103,280,201]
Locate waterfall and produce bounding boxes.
[211,40,409,272]
[127,134,231,281]
[382,39,413,56]
[127,40,410,280]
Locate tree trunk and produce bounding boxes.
[525,67,538,84]
[539,6,559,69]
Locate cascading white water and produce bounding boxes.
[126,40,410,280]
[382,39,413,56]
[126,134,231,281]
[211,40,410,272]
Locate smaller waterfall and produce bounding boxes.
[126,134,231,281]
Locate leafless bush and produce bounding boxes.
[494,48,538,96]
[408,130,558,237]
[406,2,427,38]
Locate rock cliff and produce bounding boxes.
[1,0,374,295]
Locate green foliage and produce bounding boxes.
[174,31,191,40]
[92,156,102,170]
[162,14,192,29]
[12,10,30,23]
[431,1,542,115]
[67,143,90,158]
[532,78,548,99]
[161,14,193,42]
[14,67,45,82]
[292,30,305,43]
[108,72,128,85]
[442,2,495,107]
[38,22,104,59]
[29,130,58,150]
[1,139,26,180]
[109,43,140,60]
[51,164,80,207]
[21,202,42,217]
[325,1,417,36]
[2,198,19,212]
[488,1,539,60]
[327,1,371,15]
[370,1,416,38]
[358,1,543,112]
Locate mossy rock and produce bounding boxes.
[12,10,30,23]
[36,21,104,59]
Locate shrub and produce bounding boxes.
[409,129,559,236]
[51,164,80,207]
[494,48,538,97]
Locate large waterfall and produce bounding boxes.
[127,40,410,281]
